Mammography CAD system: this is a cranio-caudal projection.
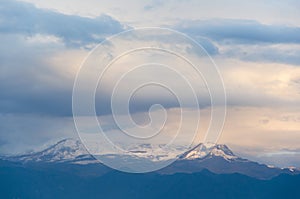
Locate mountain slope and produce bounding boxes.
[6,138,97,164]
[160,143,298,179]
[3,138,299,179]
[180,142,244,161]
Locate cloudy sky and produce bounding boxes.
[0,0,300,167]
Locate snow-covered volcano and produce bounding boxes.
[5,138,240,163]
[3,138,298,179]
[180,142,243,161]
[6,138,96,164]
[162,143,298,179]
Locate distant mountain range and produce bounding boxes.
[1,138,300,199]
[2,138,299,179]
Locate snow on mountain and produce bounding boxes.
[6,138,97,164]
[5,138,184,164]
[3,138,299,179]
[180,143,242,161]
[122,143,187,161]
[161,143,299,179]
[5,137,246,166]
[6,138,238,164]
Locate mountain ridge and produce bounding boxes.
[2,138,299,179]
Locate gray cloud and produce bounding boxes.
[0,0,126,47]
[222,44,300,66]
[176,19,300,65]
[178,19,300,44]
[0,0,99,153]
[0,0,218,118]
[0,34,73,116]
[0,0,128,117]
[0,2,299,118]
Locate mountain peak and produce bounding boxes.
[7,139,239,163]
[180,143,238,161]
[51,138,83,149]
[38,138,88,158]
[4,138,299,180]
[8,138,95,164]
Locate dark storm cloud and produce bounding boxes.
[0,0,126,47]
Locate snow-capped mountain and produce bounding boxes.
[4,138,185,163]
[5,138,241,164]
[180,142,242,161]
[3,138,299,179]
[161,143,299,179]
[6,138,97,164]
